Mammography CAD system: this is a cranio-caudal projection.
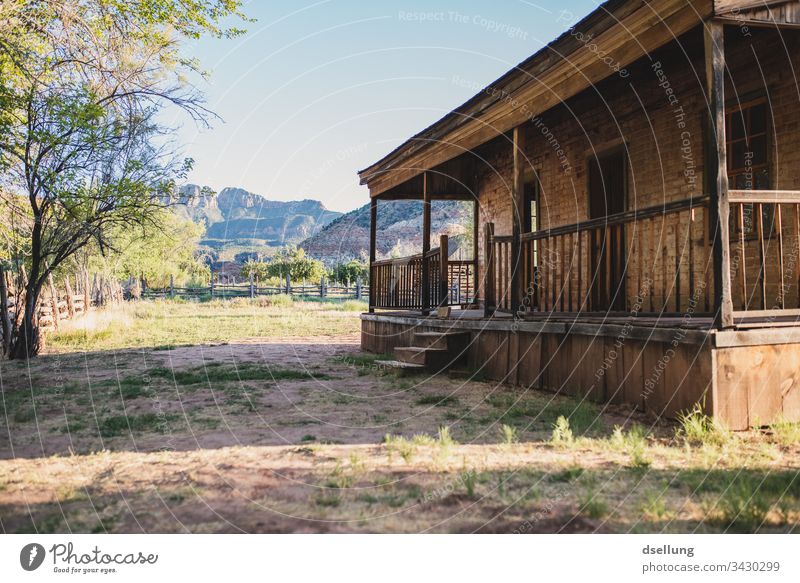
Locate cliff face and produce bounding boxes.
[174,185,342,246]
[300,200,474,265]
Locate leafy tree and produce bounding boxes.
[85,210,209,288]
[330,259,368,285]
[264,247,326,284]
[0,0,248,358]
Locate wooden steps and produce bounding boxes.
[378,331,470,374]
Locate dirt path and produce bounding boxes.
[1,332,798,533]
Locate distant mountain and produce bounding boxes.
[300,199,474,266]
[174,185,342,251]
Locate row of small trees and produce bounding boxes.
[241,247,368,286]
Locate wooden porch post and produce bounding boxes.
[439,234,449,307]
[704,21,734,329]
[421,171,431,316]
[369,197,377,313]
[484,222,496,317]
[473,197,479,306]
[510,125,526,315]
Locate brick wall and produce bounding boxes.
[474,26,800,313]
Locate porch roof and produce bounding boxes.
[358,0,797,197]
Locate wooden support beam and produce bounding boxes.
[439,234,449,307]
[510,125,526,315]
[704,21,734,329]
[473,197,480,304]
[484,222,496,317]
[421,171,432,316]
[369,197,377,312]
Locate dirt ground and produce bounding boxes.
[1,331,798,533]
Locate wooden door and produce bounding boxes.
[588,147,627,311]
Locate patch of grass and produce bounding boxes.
[313,493,341,507]
[771,418,800,446]
[12,405,36,423]
[499,423,518,445]
[301,434,317,442]
[676,403,729,446]
[485,394,602,435]
[609,424,652,471]
[148,363,331,386]
[551,416,574,446]
[549,467,584,483]
[384,434,417,463]
[415,394,457,407]
[437,426,456,448]
[639,489,670,521]
[579,487,609,519]
[48,299,361,352]
[99,413,178,437]
[705,476,772,532]
[462,470,477,498]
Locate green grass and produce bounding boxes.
[484,394,602,436]
[99,413,178,437]
[147,362,331,386]
[415,394,457,407]
[48,299,362,352]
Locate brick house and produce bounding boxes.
[358,0,800,429]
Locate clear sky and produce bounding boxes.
[169,0,598,213]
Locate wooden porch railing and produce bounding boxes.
[729,190,800,318]
[369,235,477,311]
[487,195,715,316]
[485,190,800,320]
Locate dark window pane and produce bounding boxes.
[749,103,767,134]
[749,135,767,166]
[732,140,747,169]
[755,169,770,189]
[731,111,747,140]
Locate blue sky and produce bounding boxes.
[170,0,598,212]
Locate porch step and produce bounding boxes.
[373,360,427,375]
[413,331,471,351]
[393,346,451,369]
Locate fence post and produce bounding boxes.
[484,222,496,317]
[64,276,75,317]
[169,274,174,299]
[0,266,11,356]
[210,267,214,298]
[83,270,91,310]
[285,273,291,295]
[320,275,326,297]
[355,277,362,300]
[47,270,59,330]
[249,271,255,298]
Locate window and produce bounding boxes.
[726,99,774,236]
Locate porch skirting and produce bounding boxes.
[360,313,800,430]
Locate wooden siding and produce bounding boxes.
[362,313,800,429]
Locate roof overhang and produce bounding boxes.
[359,0,717,197]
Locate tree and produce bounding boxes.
[85,210,209,288]
[265,247,326,284]
[330,259,368,285]
[0,1,248,358]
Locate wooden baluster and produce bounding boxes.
[650,217,656,312]
[757,202,767,310]
[576,231,585,313]
[738,203,747,311]
[637,219,643,312]
[689,208,696,311]
[796,204,800,308]
[675,213,681,313]
[776,204,785,309]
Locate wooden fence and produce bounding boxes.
[141,274,368,301]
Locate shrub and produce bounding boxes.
[551,416,574,445]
